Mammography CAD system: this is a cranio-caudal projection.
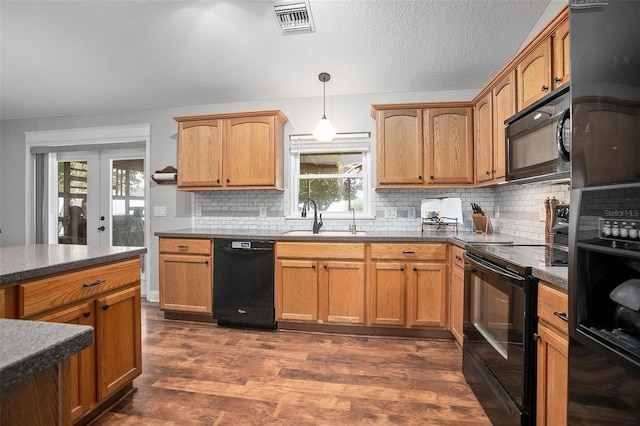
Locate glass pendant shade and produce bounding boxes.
[313,115,336,142]
[313,72,336,141]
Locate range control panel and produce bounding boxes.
[599,219,640,248]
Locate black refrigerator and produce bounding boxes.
[568,0,640,424]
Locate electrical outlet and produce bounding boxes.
[386,208,397,219]
[408,207,416,219]
[539,202,546,221]
[259,207,267,218]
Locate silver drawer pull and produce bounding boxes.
[177,245,189,250]
[83,279,106,288]
[553,311,568,322]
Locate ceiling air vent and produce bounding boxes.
[271,1,315,35]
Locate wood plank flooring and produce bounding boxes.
[92,302,490,425]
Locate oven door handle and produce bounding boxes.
[464,252,525,283]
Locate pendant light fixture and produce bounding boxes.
[312,72,336,142]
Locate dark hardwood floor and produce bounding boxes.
[92,302,490,425]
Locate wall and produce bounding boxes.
[0,88,476,301]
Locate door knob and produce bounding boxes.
[98,226,106,231]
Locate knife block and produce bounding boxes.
[472,213,493,234]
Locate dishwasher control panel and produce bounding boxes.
[232,241,252,249]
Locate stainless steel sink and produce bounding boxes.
[283,230,366,237]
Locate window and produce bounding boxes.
[290,135,372,218]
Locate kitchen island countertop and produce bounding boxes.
[0,244,147,287]
[0,319,93,388]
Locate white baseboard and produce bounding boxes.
[145,290,160,303]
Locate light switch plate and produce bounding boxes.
[259,207,267,218]
[153,206,166,217]
[386,208,397,219]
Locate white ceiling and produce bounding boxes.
[1,0,557,121]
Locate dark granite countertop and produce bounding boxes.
[0,319,93,388]
[155,227,567,290]
[154,227,542,245]
[0,245,147,287]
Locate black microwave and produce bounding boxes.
[505,84,570,184]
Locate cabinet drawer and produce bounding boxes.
[19,259,140,318]
[370,243,447,261]
[276,242,365,260]
[451,245,465,269]
[538,283,568,335]
[159,238,212,255]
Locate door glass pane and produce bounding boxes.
[111,159,145,247]
[58,161,87,245]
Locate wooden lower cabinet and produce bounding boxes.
[96,286,142,400]
[159,238,213,315]
[449,245,466,346]
[275,243,366,325]
[35,302,96,424]
[368,243,448,328]
[321,261,365,324]
[369,260,447,327]
[274,242,450,332]
[277,259,319,321]
[536,283,569,426]
[369,262,406,326]
[16,258,142,424]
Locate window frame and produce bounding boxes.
[288,134,374,219]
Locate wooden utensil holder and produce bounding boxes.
[472,213,493,234]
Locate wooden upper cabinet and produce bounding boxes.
[175,110,288,191]
[517,37,552,110]
[474,94,493,184]
[425,107,474,184]
[375,109,424,185]
[491,69,516,181]
[553,18,570,89]
[177,119,223,188]
[225,115,276,187]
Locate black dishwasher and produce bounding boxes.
[213,239,276,330]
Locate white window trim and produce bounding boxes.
[287,134,375,220]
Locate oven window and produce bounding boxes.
[471,275,512,359]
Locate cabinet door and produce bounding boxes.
[492,70,516,180]
[0,289,5,318]
[376,109,424,185]
[177,119,223,188]
[553,18,570,89]
[407,263,448,328]
[159,253,212,314]
[369,262,406,326]
[425,108,474,184]
[225,115,275,187]
[35,302,96,423]
[517,38,552,110]
[321,261,365,324]
[536,322,568,426]
[276,259,318,321]
[474,94,493,183]
[450,265,464,346]
[96,286,142,401]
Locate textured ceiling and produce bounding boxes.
[1,0,556,120]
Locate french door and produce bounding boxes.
[54,149,145,248]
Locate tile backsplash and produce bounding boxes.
[193,182,570,242]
